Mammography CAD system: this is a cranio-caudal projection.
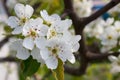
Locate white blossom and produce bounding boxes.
[84,18,105,38]
[40,10,61,26]
[108,55,120,74]
[73,0,93,17]
[40,38,76,69]
[22,18,48,50]
[7,3,34,34]
[114,21,120,36]
[47,19,72,39]
[100,27,118,47]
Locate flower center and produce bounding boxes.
[27,29,37,38]
[48,29,57,39]
[107,35,112,40]
[19,18,27,26]
[47,46,59,56]
[52,48,58,54]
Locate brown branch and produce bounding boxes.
[86,51,120,61]
[83,0,120,25]
[0,36,11,49]
[64,0,88,76]
[63,0,120,76]
[0,57,17,63]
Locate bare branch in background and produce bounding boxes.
[63,0,120,76]
[0,57,17,63]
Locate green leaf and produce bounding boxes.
[52,58,64,80]
[21,56,40,78]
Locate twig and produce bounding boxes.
[83,0,120,25]
[0,57,17,63]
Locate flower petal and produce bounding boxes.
[7,16,20,28]
[16,47,30,60]
[14,3,25,18]
[23,37,34,50]
[31,47,44,63]
[10,40,22,50]
[35,37,47,49]
[45,56,58,69]
[40,10,49,21]
[25,5,34,18]
[40,49,50,60]
[50,14,61,22]
[66,53,75,64]
[12,27,22,34]
[38,24,48,36]
[108,56,118,62]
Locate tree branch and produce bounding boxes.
[86,51,120,61]
[0,57,17,63]
[83,0,120,25]
[0,36,11,49]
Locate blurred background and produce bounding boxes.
[0,0,120,80]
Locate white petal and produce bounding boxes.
[69,35,81,52]
[10,40,23,50]
[38,24,48,36]
[72,43,80,52]
[7,16,20,28]
[12,27,22,34]
[23,37,34,50]
[40,49,50,60]
[22,21,31,36]
[16,47,30,60]
[58,53,67,62]
[50,14,61,22]
[35,37,47,49]
[108,56,118,62]
[25,5,34,18]
[40,10,49,21]
[32,18,43,25]
[62,19,72,29]
[14,3,25,18]
[66,53,75,63]
[45,56,58,69]
[31,47,44,63]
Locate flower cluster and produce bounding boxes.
[7,3,81,69]
[84,18,120,53]
[73,0,93,17]
[108,55,120,74]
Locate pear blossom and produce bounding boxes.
[84,18,105,38]
[104,18,114,27]
[47,19,72,39]
[100,27,118,51]
[40,10,61,26]
[114,21,120,36]
[22,18,48,50]
[40,38,76,69]
[7,3,34,34]
[108,55,120,74]
[73,0,93,17]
